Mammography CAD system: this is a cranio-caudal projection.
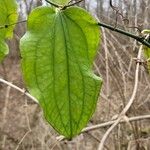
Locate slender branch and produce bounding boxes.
[83,115,150,132]
[68,0,74,5]
[45,0,62,8]
[15,130,31,150]
[56,114,150,141]
[98,22,150,48]
[62,0,84,10]
[67,0,84,7]
[109,0,129,27]
[0,78,38,103]
[0,20,27,29]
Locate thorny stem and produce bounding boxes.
[98,22,150,48]
[45,0,84,10]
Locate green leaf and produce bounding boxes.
[144,46,150,58]
[51,0,69,5]
[20,6,102,138]
[0,42,8,62]
[143,45,150,72]
[142,29,150,34]
[0,0,18,62]
[142,30,150,72]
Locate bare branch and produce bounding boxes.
[0,78,38,104]
[109,0,129,27]
[62,0,84,10]
[45,0,62,8]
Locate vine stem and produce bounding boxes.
[98,22,150,48]
[45,0,84,10]
[0,78,38,103]
[0,20,27,29]
[83,115,150,132]
[97,35,148,150]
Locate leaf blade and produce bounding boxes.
[20,6,102,138]
[0,0,18,62]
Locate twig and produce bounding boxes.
[45,0,62,8]
[97,22,150,48]
[0,78,38,103]
[0,20,27,29]
[97,35,149,150]
[56,114,150,141]
[68,0,74,4]
[62,0,84,10]
[109,0,129,27]
[15,130,31,150]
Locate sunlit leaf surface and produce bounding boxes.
[20,6,102,138]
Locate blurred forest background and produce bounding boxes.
[0,0,150,149]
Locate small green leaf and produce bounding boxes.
[0,41,8,62]
[0,0,18,62]
[142,29,150,34]
[144,46,150,58]
[143,45,150,72]
[20,6,102,138]
[142,29,150,72]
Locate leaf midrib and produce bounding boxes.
[52,15,69,135]
[62,13,86,135]
[59,12,73,138]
